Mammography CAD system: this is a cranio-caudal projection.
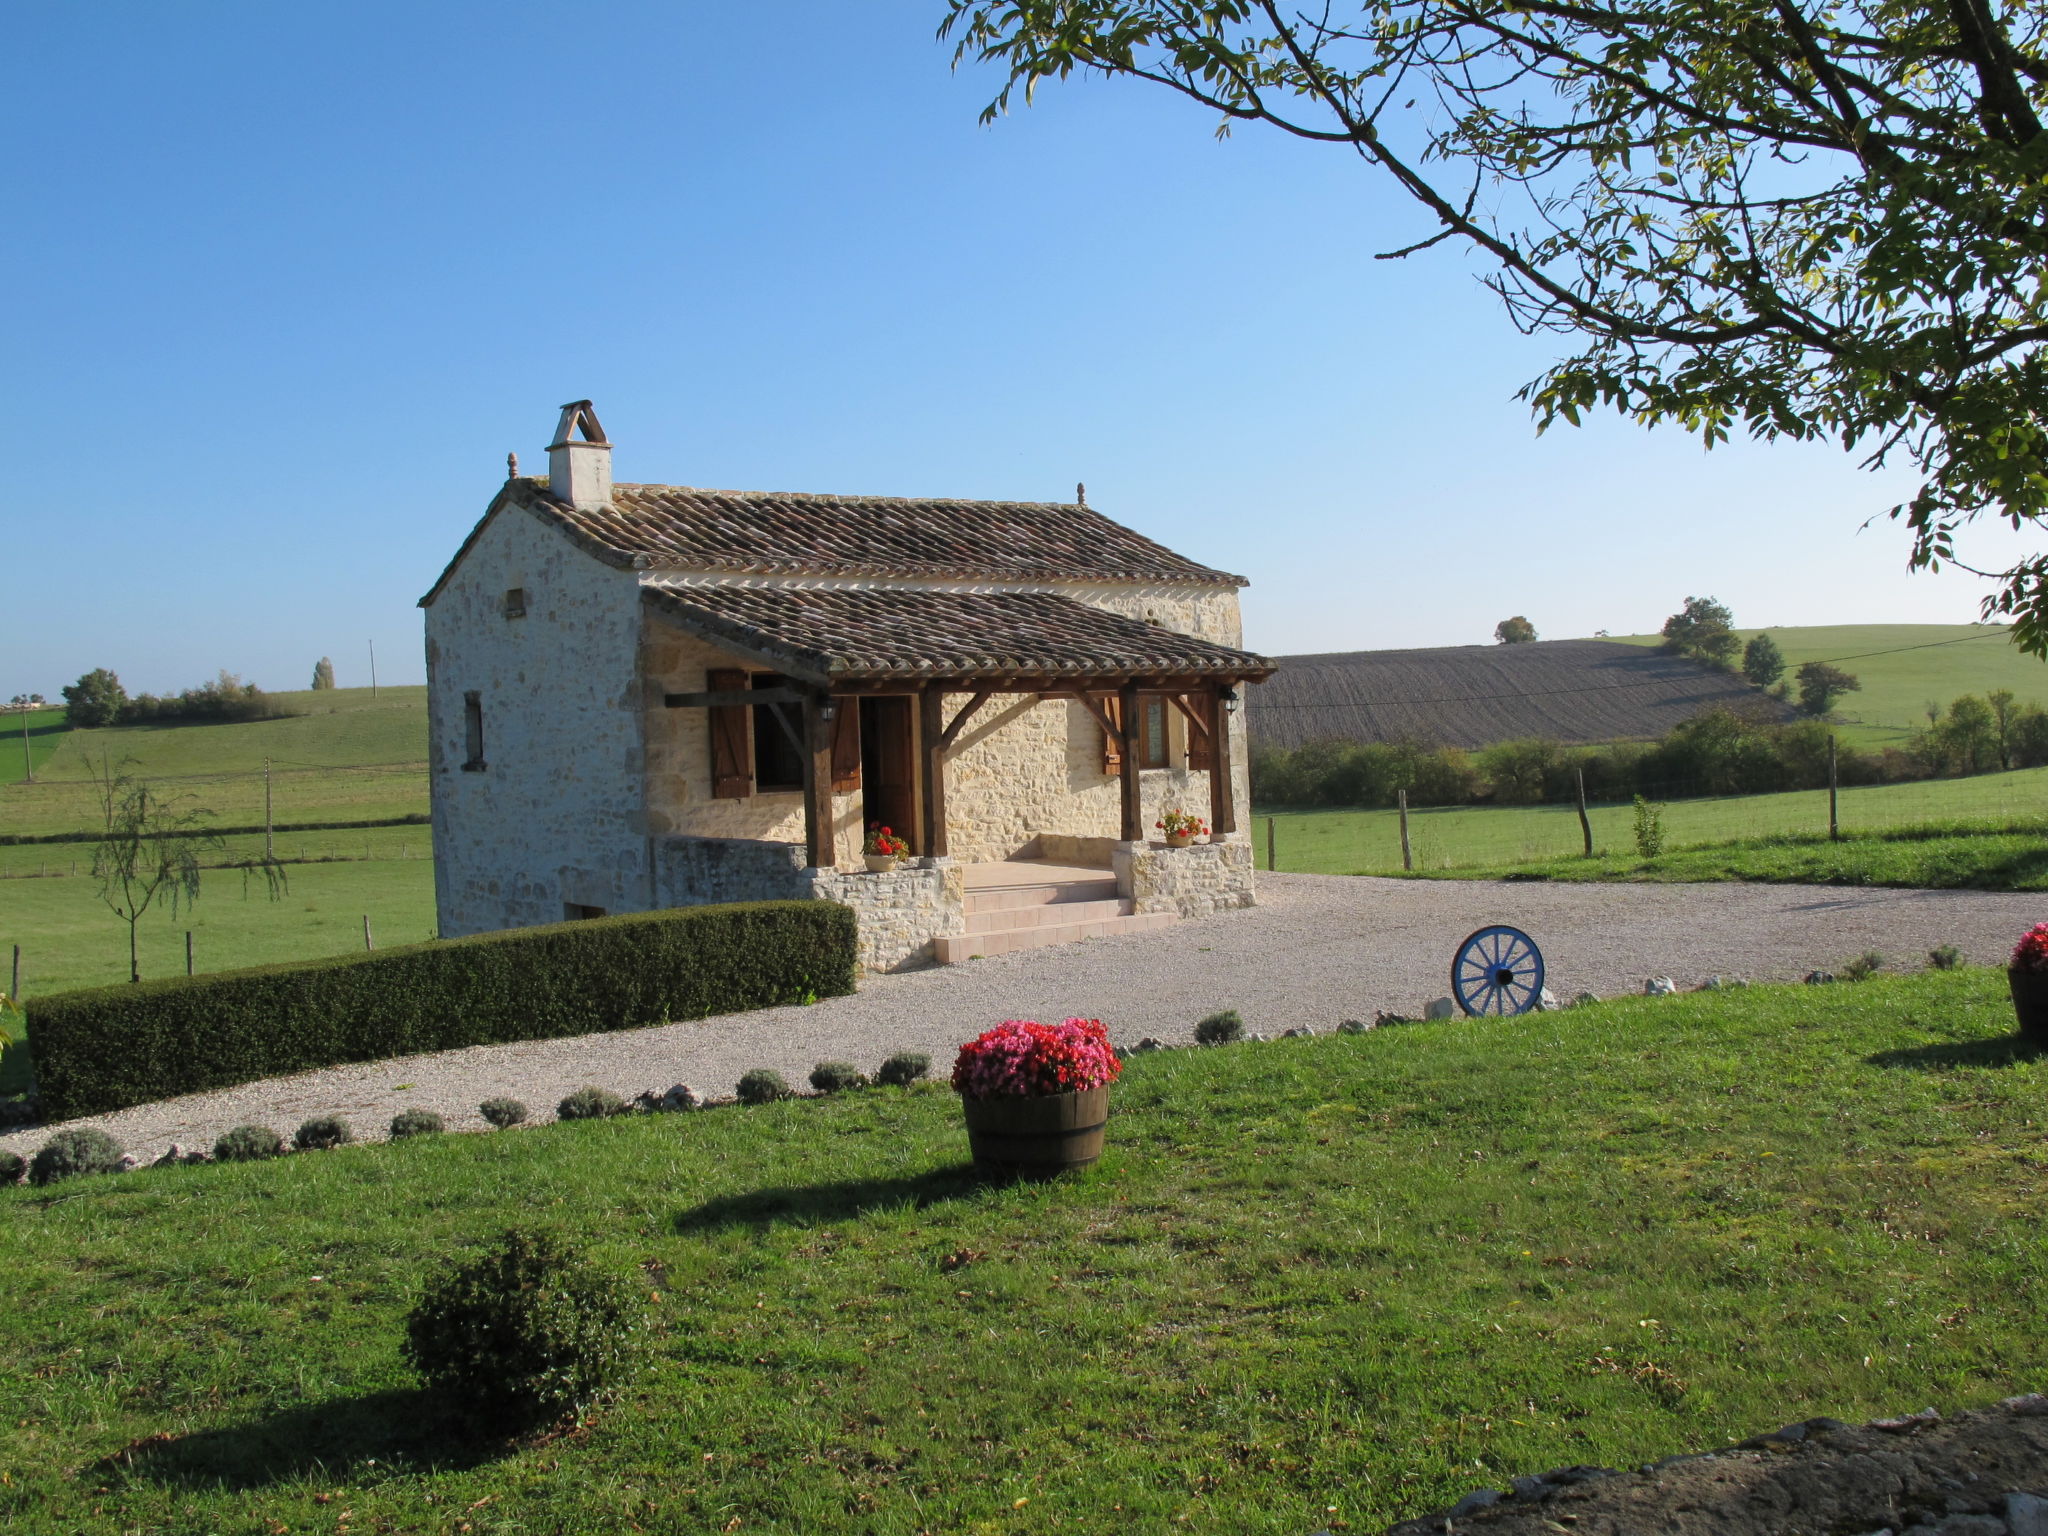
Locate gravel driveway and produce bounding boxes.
[7,873,2041,1161]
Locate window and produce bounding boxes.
[503,587,527,619]
[462,691,486,771]
[1140,696,1170,769]
[563,902,607,921]
[752,673,805,792]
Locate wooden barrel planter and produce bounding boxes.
[961,1085,1109,1176]
[2009,969,2048,1042]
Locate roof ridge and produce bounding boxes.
[614,481,1085,510]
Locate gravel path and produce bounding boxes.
[7,873,2041,1161]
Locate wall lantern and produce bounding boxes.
[1220,687,1239,714]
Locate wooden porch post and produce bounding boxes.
[1118,680,1144,842]
[801,694,834,869]
[920,686,949,857]
[1208,683,1237,835]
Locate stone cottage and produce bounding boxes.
[420,402,1275,973]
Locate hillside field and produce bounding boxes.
[1,972,2042,1535]
[0,685,428,838]
[1605,624,2048,748]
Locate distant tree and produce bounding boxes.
[1660,598,1737,668]
[1987,689,2019,771]
[311,657,336,691]
[1795,662,1862,718]
[1493,616,1536,646]
[61,669,127,728]
[1741,634,1786,688]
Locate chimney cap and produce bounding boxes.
[548,399,610,450]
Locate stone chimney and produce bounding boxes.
[546,400,611,510]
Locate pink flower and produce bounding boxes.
[951,1017,1121,1100]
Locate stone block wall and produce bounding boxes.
[651,835,811,907]
[805,857,964,974]
[1115,835,1257,918]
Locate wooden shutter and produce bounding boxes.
[830,699,861,792]
[1098,694,1123,774]
[707,667,752,799]
[1185,692,1215,772]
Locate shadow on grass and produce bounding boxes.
[100,1388,515,1489]
[675,1163,993,1234]
[1866,1034,2048,1071]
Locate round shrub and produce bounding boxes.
[0,1149,26,1184]
[480,1097,529,1129]
[214,1124,286,1163]
[30,1127,126,1186]
[1194,1008,1245,1046]
[1928,944,1966,971]
[809,1061,868,1094]
[403,1227,637,1428]
[294,1115,353,1151]
[877,1051,930,1088]
[556,1086,628,1121]
[736,1068,790,1105]
[390,1108,446,1140]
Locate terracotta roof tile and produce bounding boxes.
[526,481,1243,586]
[643,584,1273,686]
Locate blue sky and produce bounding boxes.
[5,0,2031,697]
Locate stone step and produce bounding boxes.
[966,897,1129,934]
[965,879,1119,914]
[935,909,1178,964]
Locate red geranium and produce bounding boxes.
[2012,923,2048,972]
[951,1017,1122,1101]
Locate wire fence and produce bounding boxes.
[1257,766,2048,875]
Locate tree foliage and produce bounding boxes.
[1742,632,1787,686]
[61,669,127,728]
[1493,615,1537,644]
[1660,595,1738,667]
[942,0,2048,648]
[312,656,336,690]
[1795,660,1863,715]
[89,759,219,984]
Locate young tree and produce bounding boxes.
[1987,688,2019,770]
[61,668,127,728]
[312,656,336,690]
[1795,662,1862,718]
[944,2,2048,650]
[89,759,220,984]
[1493,616,1536,645]
[1741,633,1786,688]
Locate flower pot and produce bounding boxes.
[1164,833,1194,849]
[960,1085,1109,1176]
[2009,968,2048,1041]
[864,854,902,874]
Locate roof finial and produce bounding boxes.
[1076,481,1087,507]
[507,451,520,478]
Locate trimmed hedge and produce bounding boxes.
[28,900,856,1120]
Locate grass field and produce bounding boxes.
[2,971,2043,1535]
[0,704,72,783]
[0,857,438,997]
[1604,624,2048,746]
[1262,765,2048,875]
[0,685,429,839]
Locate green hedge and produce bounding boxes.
[27,901,856,1120]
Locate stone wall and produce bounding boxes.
[651,835,810,907]
[426,501,652,938]
[806,857,965,974]
[1115,835,1257,918]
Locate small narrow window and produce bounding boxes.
[564,902,607,921]
[462,690,486,770]
[751,673,805,792]
[503,587,527,619]
[1141,696,1169,770]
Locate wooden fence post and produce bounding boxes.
[363,915,375,952]
[1828,736,1840,841]
[1266,815,1277,872]
[9,944,18,1001]
[185,931,193,977]
[1398,789,1413,871]
[1575,768,1593,857]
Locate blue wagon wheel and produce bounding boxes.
[1451,925,1545,1017]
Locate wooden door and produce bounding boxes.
[859,696,918,853]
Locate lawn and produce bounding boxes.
[1261,765,2048,875]
[0,856,438,997]
[0,704,72,784]
[2,971,2043,1535]
[1,685,429,839]
[1604,624,2048,746]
